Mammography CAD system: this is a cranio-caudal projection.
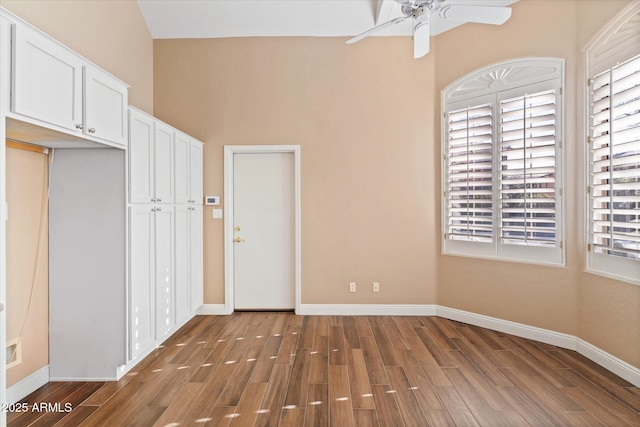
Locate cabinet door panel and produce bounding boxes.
[155,207,174,339]
[154,123,174,204]
[190,206,204,311]
[174,132,190,204]
[12,24,82,131]
[129,110,154,203]
[1,16,12,113]
[189,141,203,204]
[129,206,155,361]
[174,205,190,324]
[84,67,127,145]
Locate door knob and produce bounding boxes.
[234,237,244,243]
[234,226,241,231]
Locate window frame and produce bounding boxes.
[442,58,565,266]
[585,2,640,285]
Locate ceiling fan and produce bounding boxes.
[346,0,513,59]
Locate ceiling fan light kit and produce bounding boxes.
[346,0,513,59]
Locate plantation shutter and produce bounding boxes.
[590,55,640,260]
[499,90,558,247]
[446,104,493,242]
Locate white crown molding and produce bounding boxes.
[6,365,49,404]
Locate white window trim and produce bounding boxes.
[584,2,640,286]
[442,57,565,266]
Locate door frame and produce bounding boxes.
[223,145,301,314]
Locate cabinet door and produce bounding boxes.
[190,205,204,311]
[155,206,174,339]
[174,132,190,204]
[174,205,190,324]
[189,141,203,204]
[84,66,128,146]
[129,109,154,204]
[12,24,83,132]
[1,15,12,113]
[129,205,155,361]
[154,123,174,204]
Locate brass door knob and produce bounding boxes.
[234,226,241,231]
[234,237,244,243]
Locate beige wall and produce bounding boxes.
[6,147,49,387]
[1,0,154,114]
[574,0,640,369]
[436,0,639,367]
[155,0,638,369]
[154,37,439,305]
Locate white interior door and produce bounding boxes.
[233,152,294,310]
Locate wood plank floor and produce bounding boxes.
[9,313,640,426]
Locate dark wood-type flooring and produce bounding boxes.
[9,313,640,426]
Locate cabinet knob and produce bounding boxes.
[156,207,162,212]
[151,207,156,212]
[157,198,162,202]
[88,128,96,133]
[75,124,83,130]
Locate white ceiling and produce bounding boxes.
[137,0,518,39]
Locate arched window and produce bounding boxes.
[442,58,564,265]
[586,3,640,283]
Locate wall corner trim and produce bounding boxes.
[6,365,49,404]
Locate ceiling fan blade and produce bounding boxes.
[413,20,430,59]
[346,15,410,44]
[440,5,512,25]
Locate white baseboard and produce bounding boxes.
[297,304,436,316]
[576,338,640,387]
[7,365,49,403]
[435,306,639,387]
[435,306,577,350]
[289,303,639,387]
[197,304,229,315]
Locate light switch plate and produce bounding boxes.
[213,209,223,219]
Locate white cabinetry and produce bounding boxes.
[11,23,127,146]
[190,205,204,311]
[127,107,203,366]
[189,141,204,204]
[154,123,174,204]
[174,132,190,204]
[154,206,174,339]
[129,108,174,204]
[128,206,155,361]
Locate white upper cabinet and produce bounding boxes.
[10,20,128,146]
[1,15,13,113]
[129,109,155,204]
[12,24,83,132]
[174,131,190,205]
[175,132,203,205]
[154,122,174,204]
[84,67,127,145]
[189,140,203,204]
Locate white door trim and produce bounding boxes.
[223,145,301,314]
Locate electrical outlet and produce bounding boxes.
[349,282,356,293]
[373,282,380,293]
